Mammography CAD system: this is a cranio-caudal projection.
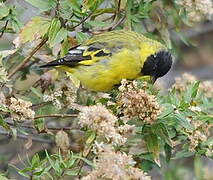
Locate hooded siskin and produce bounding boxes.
[40,30,172,91]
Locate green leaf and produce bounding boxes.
[45,150,59,172]
[31,154,40,168]
[174,150,194,159]
[48,18,61,47]
[0,115,11,130]
[34,118,45,132]
[64,168,79,176]
[68,0,82,12]
[25,0,57,11]
[144,130,160,166]
[60,37,70,57]
[0,3,10,19]
[86,131,96,144]
[73,155,95,168]
[174,113,193,129]
[76,32,89,43]
[184,81,200,103]
[83,0,104,12]
[152,123,172,146]
[31,87,43,98]
[164,143,172,163]
[20,16,51,43]
[158,103,174,118]
[0,104,9,113]
[0,174,9,180]
[49,28,68,47]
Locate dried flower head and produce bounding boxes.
[178,0,213,23]
[172,73,213,98]
[118,80,162,124]
[200,81,213,98]
[55,130,70,154]
[78,104,132,145]
[172,73,197,92]
[185,121,212,152]
[82,144,151,180]
[9,97,35,122]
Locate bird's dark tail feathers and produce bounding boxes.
[39,58,69,68]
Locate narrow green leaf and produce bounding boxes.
[144,131,160,165]
[72,155,95,168]
[86,131,96,144]
[152,123,172,146]
[76,32,89,43]
[158,103,174,118]
[173,150,194,159]
[31,154,40,168]
[45,150,58,172]
[184,81,200,102]
[174,113,193,129]
[30,87,43,98]
[0,3,10,19]
[48,18,61,47]
[164,143,172,163]
[49,28,68,47]
[64,168,79,176]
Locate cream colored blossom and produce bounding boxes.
[82,145,151,180]
[9,97,35,122]
[118,80,162,124]
[78,104,130,145]
[178,0,213,23]
[0,66,9,84]
[188,106,202,112]
[43,78,78,109]
[43,90,62,109]
[55,130,70,153]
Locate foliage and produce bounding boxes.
[0,0,212,179]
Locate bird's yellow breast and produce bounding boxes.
[70,49,142,91]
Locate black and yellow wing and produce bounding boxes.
[40,30,145,68]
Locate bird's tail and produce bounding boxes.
[39,58,67,68]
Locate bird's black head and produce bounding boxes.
[141,50,173,83]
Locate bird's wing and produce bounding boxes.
[40,31,146,68]
[40,42,115,68]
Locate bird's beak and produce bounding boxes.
[151,76,157,84]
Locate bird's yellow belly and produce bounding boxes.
[73,50,142,91]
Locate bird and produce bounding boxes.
[40,30,173,91]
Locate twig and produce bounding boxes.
[8,37,48,79]
[34,113,78,119]
[55,0,60,17]
[0,20,9,39]
[117,0,122,13]
[73,11,93,29]
[0,129,53,144]
[6,121,77,131]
